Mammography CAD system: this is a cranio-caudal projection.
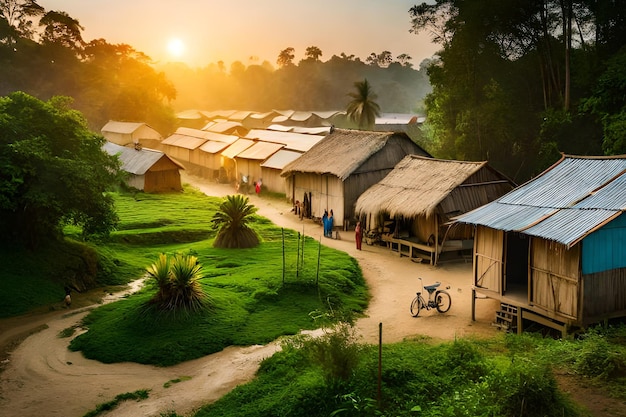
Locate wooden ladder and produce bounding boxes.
[494,303,518,332]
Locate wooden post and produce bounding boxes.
[471,288,476,321]
[378,322,382,409]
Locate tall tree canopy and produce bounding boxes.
[0,92,121,248]
[410,0,624,181]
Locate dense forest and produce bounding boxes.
[411,0,626,181]
[1,1,626,182]
[0,1,431,137]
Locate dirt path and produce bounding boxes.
[0,172,562,417]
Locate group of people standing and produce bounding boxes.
[322,209,334,238]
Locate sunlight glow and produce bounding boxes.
[166,38,185,58]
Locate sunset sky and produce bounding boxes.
[37,0,440,68]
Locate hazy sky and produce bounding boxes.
[37,0,439,68]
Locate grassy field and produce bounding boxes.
[63,187,368,366]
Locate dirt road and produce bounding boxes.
[0,173,500,417]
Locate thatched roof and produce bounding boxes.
[355,155,492,218]
[281,128,424,181]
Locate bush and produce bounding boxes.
[303,324,363,386]
[574,328,624,379]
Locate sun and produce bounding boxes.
[166,38,186,59]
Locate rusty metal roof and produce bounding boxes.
[454,155,626,248]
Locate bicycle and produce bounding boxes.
[410,277,452,317]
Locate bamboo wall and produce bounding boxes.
[530,238,580,319]
[291,172,344,223]
[474,225,504,293]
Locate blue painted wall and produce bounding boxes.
[582,214,626,274]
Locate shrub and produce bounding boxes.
[303,323,363,386]
[574,328,623,379]
[145,253,208,313]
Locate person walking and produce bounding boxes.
[355,221,363,250]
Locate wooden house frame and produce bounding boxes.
[355,155,515,265]
[454,154,626,335]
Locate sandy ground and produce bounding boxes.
[0,173,505,417]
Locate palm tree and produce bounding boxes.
[346,79,381,130]
[212,194,260,248]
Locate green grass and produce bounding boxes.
[0,239,98,317]
[193,331,602,417]
[65,187,368,366]
[81,389,150,417]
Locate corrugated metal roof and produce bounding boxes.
[237,142,284,160]
[454,155,626,247]
[103,142,183,175]
[222,139,255,159]
[523,208,620,247]
[261,150,303,170]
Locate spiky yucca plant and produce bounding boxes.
[167,253,206,312]
[211,194,260,248]
[146,253,171,300]
[145,253,207,313]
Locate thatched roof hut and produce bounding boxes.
[281,128,430,228]
[355,155,515,264]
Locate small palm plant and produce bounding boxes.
[146,253,207,313]
[212,194,260,248]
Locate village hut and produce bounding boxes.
[103,142,184,192]
[221,138,255,184]
[196,131,238,181]
[160,127,208,165]
[281,128,431,229]
[453,154,626,336]
[261,150,304,194]
[355,155,515,265]
[101,121,162,149]
[233,141,285,189]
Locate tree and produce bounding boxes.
[304,45,322,61]
[0,0,43,41]
[39,10,84,51]
[276,46,295,68]
[211,194,260,249]
[0,92,121,248]
[346,79,381,129]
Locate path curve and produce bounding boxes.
[0,173,499,417]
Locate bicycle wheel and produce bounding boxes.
[410,296,423,317]
[435,291,452,313]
